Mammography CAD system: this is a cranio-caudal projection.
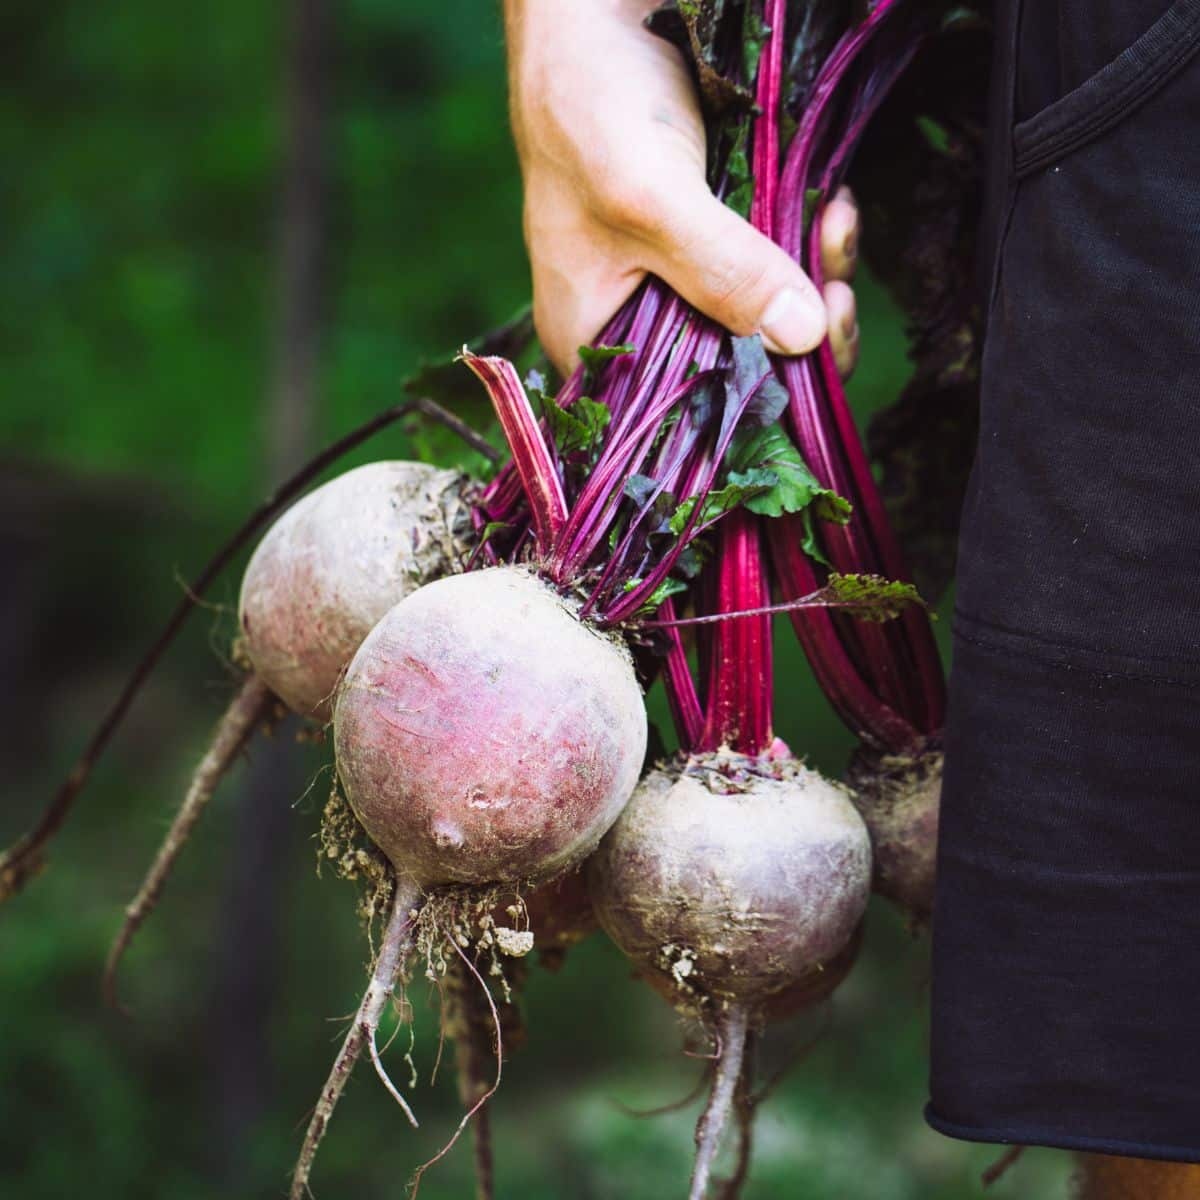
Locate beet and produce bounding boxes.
[589,751,870,1200]
[239,460,471,720]
[589,754,870,1013]
[287,565,647,1199]
[847,741,942,926]
[334,565,646,890]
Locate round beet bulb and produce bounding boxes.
[848,741,942,926]
[334,566,647,890]
[589,752,871,1013]
[239,460,472,720]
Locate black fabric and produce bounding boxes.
[927,0,1200,1162]
[1016,0,1176,120]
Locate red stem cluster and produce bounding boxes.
[466,0,944,759]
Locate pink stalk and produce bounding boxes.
[750,0,786,238]
[805,211,945,731]
[660,597,704,749]
[697,512,772,754]
[775,0,901,256]
[767,519,921,753]
[461,352,567,553]
[557,337,721,583]
[761,1,945,737]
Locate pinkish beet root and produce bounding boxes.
[239,460,472,720]
[847,741,942,926]
[588,751,871,1014]
[334,566,647,890]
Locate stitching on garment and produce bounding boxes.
[952,623,1200,690]
[1013,0,1200,176]
[954,606,1200,669]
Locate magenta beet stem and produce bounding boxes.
[767,518,922,754]
[461,352,568,553]
[750,0,786,239]
[660,597,703,749]
[697,511,773,756]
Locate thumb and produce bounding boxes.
[638,183,827,355]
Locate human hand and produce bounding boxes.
[504,0,860,381]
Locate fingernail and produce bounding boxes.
[760,288,825,356]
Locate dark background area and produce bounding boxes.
[0,3,1070,1197]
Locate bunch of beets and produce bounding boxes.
[2,1,990,1196]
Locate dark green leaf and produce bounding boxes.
[676,538,711,579]
[406,306,537,412]
[821,572,927,623]
[578,342,635,391]
[941,6,988,33]
[723,119,754,217]
[477,521,510,549]
[915,115,951,156]
[802,187,824,232]
[624,474,660,509]
[637,576,690,615]
[741,2,770,85]
[669,475,771,536]
[727,425,852,522]
[799,508,831,567]
[538,392,611,458]
[687,374,722,429]
[402,307,538,471]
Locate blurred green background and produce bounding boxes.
[0,3,1071,1198]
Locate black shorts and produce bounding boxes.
[926,0,1200,1162]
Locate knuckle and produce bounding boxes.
[592,178,664,237]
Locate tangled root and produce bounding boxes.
[441,955,527,1200]
[317,781,394,934]
[408,938,508,1200]
[289,881,422,1200]
[104,675,276,1009]
[415,887,534,1005]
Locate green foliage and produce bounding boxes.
[728,425,851,523]
[914,114,952,156]
[724,119,754,217]
[668,477,768,536]
[577,341,635,393]
[803,185,825,232]
[823,571,928,622]
[538,391,612,460]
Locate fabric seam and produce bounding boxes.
[1013,0,1200,176]
[952,614,1200,689]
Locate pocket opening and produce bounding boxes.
[1013,0,1200,178]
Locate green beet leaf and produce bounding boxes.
[727,425,852,522]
